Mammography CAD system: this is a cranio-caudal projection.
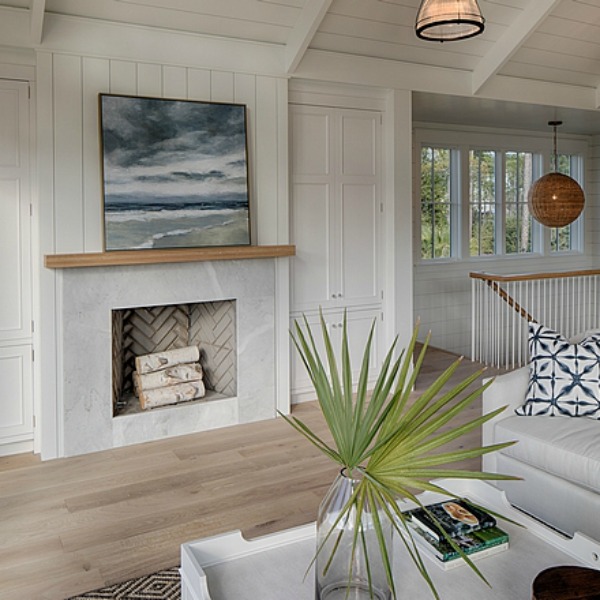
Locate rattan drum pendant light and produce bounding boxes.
[415,0,485,41]
[528,121,585,228]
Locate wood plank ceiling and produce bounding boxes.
[4,0,600,131]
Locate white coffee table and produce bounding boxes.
[180,478,600,600]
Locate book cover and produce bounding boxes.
[404,498,497,541]
[414,534,509,571]
[409,524,509,563]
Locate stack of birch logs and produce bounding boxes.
[134,345,205,410]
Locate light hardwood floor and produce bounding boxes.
[0,346,503,600]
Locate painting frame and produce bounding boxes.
[99,93,251,251]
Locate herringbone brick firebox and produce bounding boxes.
[112,300,236,416]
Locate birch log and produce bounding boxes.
[139,380,206,410]
[135,345,200,374]
[134,363,203,394]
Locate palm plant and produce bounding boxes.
[279,312,518,599]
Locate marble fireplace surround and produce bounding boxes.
[54,252,289,457]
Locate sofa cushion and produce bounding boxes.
[516,323,600,419]
[494,415,600,494]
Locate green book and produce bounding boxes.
[409,523,509,563]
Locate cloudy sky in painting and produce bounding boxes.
[100,95,249,205]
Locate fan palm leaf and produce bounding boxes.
[279,311,519,599]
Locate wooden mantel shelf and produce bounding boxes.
[45,245,296,269]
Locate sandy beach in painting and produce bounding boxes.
[100,95,251,251]
[104,202,250,250]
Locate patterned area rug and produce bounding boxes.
[67,567,180,600]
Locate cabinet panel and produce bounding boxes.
[0,87,19,167]
[340,183,379,305]
[0,345,33,443]
[291,183,331,308]
[0,179,24,334]
[341,112,376,176]
[0,80,31,341]
[291,110,330,176]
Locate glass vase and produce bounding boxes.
[315,470,393,600]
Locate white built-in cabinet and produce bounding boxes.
[290,104,383,400]
[0,80,34,454]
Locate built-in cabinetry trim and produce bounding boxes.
[44,245,295,269]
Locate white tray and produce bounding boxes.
[180,478,600,600]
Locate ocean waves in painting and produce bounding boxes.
[104,199,250,250]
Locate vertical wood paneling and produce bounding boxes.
[276,79,289,244]
[110,60,137,95]
[53,54,84,253]
[255,76,278,244]
[137,63,162,98]
[187,68,211,101]
[211,71,234,102]
[234,73,257,242]
[82,57,109,252]
[162,66,187,98]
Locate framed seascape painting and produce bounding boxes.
[99,94,251,251]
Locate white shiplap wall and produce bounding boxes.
[39,52,288,254]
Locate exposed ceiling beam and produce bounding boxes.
[285,0,333,74]
[30,0,46,44]
[472,0,561,95]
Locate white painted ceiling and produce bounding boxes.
[7,0,600,133]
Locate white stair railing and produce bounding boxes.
[471,270,600,369]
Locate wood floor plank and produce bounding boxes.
[0,346,502,600]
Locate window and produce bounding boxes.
[469,150,496,256]
[420,146,452,259]
[417,129,585,262]
[550,154,580,252]
[505,151,533,255]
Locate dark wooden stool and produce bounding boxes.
[532,566,600,600]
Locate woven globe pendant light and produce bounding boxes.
[528,121,585,228]
[415,0,485,41]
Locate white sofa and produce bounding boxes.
[482,366,600,542]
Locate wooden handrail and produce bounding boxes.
[485,280,537,324]
[470,269,600,283]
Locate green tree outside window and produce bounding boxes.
[421,147,451,259]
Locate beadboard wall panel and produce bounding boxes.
[42,52,287,254]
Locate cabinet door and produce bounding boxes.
[290,107,336,310]
[0,80,33,452]
[0,80,31,342]
[0,345,33,445]
[337,111,381,307]
[290,309,381,401]
[290,105,381,312]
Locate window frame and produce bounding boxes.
[415,126,587,263]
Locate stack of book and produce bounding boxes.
[403,498,509,570]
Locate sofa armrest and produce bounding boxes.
[482,366,529,474]
[483,367,529,415]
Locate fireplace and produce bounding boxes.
[57,258,282,457]
[112,300,236,416]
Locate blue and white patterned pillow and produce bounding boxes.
[516,323,600,419]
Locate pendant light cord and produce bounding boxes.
[549,120,561,173]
